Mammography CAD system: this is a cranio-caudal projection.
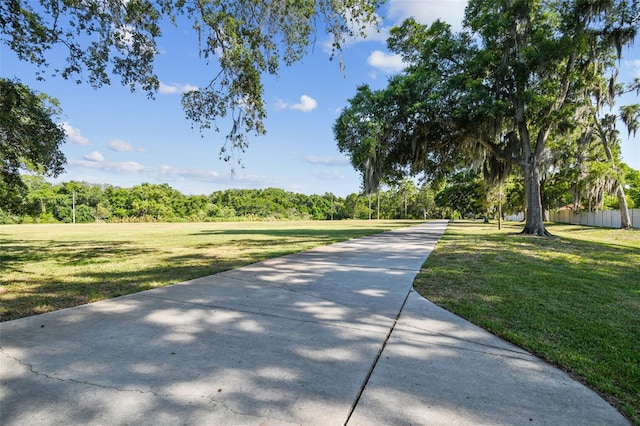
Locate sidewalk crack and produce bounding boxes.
[343,286,413,425]
[1,347,298,424]
[1,347,153,395]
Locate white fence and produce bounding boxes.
[505,212,524,222]
[506,209,640,229]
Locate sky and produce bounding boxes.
[1,0,639,197]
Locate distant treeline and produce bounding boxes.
[2,175,455,224]
[7,168,636,225]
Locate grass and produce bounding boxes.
[414,221,640,424]
[3,219,638,422]
[0,220,417,321]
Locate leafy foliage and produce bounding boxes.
[335,0,640,235]
[0,0,383,159]
[0,78,66,212]
[624,165,640,208]
[2,176,486,224]
[434,172,486,218]
[334,21,470,193]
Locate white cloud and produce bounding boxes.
[107,139,144,152]
[70,159,145,173]
[303,155,350,166]
[159,81,198,95]
[321,1,467,53]
[274,99,289,111]
[632,59,640,78]
[387,0,468,31]
[66,159,261,185]
[61,122,90,145]
[275,95,318,112]
[114,23,155,55]
[155,165,220,181]
[322,12,389,53]
[114,24,135,46]
[84,151,104,162]
[291,95,318,112]
[313,170,345,180]
[367,50,406,73]
[115,161,146,173]
[346,12,389,44]
[65,157,280,193]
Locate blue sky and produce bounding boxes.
[2,0,639,197]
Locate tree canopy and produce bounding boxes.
[0,78,66,212]
[0,177,455,224]
[1,0,382,159]
[335,0,639,235]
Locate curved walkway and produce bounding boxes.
[0,221,628,425]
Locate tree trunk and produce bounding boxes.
[540,178,549,221]
[514,97,551,236]
[403,193,407,219]
[616,183,632,229]
[521,161,551,236]
[596,115,631,229]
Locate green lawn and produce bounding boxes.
[0,220,417,321]
[3,219,638,423]
[414,221,640,424]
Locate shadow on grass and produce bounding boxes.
[0,223,417,321]
[1,240,158,266]
[0,221,626,425]
[1,238,292,321]
[191,227,402,239]
[414,222,640,423]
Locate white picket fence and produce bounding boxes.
[506,209,640,229]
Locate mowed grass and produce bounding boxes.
[414,221,640,424]
[1,220,417,322]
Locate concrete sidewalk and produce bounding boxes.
[0,221,628,425]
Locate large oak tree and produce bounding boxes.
[336,0,639,235]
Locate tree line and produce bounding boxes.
[3,165,638,225]
[0,176,436,224]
